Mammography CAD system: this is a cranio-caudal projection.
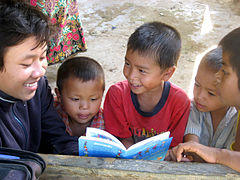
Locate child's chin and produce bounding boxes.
[196,107,208,112]
[78,118,94,125]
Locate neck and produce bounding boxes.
[210,106,229,133]
[137,82,164,112]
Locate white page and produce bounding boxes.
[79,136,126,151]
[86,127,125,149]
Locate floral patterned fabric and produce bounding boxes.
[30,0,87,64]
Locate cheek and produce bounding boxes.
[42,60,48,70]
[193,87,197,97]
[91,100,102,111]
[62,99,77,113]
[123,66,128,77]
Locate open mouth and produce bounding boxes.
[24,82,38,87]
[130,83,142,88]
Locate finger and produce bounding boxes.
[176,145,185,162]
[169,149,177,161]
[181,157,192,162]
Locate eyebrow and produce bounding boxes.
[23,49,47,60]
[125,57,149,70]
[195,78,216,91]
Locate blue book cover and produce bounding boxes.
[79,127,172,160]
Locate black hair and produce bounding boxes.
[127,21,181,69]
[0,0,52,70]
[201,47,223,73]
[219,27,240,89]
[56,56,105,93]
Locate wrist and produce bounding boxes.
[215,148,226,165]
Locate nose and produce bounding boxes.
[32,59,47,78]
[126,67,137,82]
[196,89,205,101]
[79,100,89,110]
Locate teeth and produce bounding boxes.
[25,82,37,87]
[132,84,140,87]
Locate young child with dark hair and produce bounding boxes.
[104,21,191,149]
[54,57,105,137]
[184,47,238,150]
[172,27,240,172]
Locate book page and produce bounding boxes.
[86,127,125,149]
[79,136,126,157]
[123,137,172,160]
[127,131,170,151]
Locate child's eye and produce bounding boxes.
[40,56,47,61]
[70,98,79,101]
[124,61,130,66]
[194,83,200,87]
[91,98,98,101]
[139,69,146,73]
[222,69,228,75]
[21,63,32,67]
[208,92,216,96]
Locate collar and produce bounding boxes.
[0,90,19,104]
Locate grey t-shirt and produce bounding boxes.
[184,102,238,149]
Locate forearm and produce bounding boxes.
[232,118,240,151]
[217,149,240,172]
[184,134,199,143]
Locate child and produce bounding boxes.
[184,47,238,149]
[104,21,191,149]
[54,57,105,137]
[172,27,240,172]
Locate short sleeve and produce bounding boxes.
[184,102,202,137]
[104,84,132,138]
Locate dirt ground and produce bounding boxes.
[46,0,240,100]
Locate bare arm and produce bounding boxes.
[232,117,240,151]
[184,134,199,143]
[173,141,240,172]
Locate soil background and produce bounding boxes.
[46,0,240,101]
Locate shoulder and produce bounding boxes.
[37,76,48,88]
[225,106,238,121]
[190,102,202,116]
[168,82,190,103]
[109,80,129,91]
[107,80,130,96]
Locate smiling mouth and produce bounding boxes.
[24,82,38,87]
[130,83,142,88]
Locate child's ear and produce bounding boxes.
[55,88,61,102]
[162,66,176,81]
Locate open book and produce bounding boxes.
[79,127,172,160]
